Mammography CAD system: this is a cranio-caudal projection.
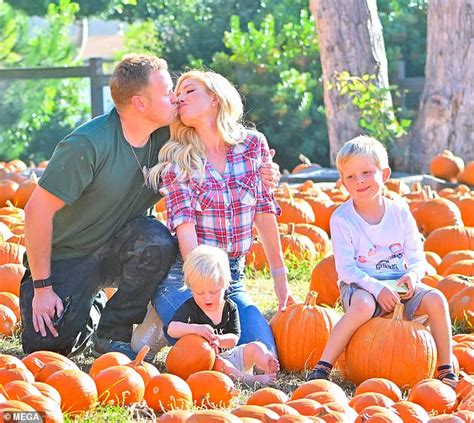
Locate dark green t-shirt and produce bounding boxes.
[40,108,169,261]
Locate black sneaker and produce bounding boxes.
[306,367,331,381]
[91,336,155,362]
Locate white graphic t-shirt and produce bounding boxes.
[330,197,427,298]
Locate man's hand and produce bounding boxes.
[377,287,401,313]
[273,276,296,312]
[32,287,63,337]
[260,149,281,190]
[398,274,415,300]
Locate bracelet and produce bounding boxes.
[270,266,288,278]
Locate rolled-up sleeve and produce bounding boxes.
[159,169,196,232]
[254,132,281,216]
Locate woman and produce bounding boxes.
[136,70,294,355]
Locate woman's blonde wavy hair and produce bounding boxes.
[149,70,246,191]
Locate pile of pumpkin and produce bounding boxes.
[0,338,473,422]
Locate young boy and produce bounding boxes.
[307,136,458,388]
[166,244,279,384]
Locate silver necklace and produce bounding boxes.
[128,139,152,188]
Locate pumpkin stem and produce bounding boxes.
[392,303,404,321]
[305,291,318,307]
[288,223,295,235]
[132,345,151,366]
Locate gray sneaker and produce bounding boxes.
[91,336,155,362]
[131,303,168,356]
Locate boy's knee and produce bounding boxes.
[350,295,376,317]
[425,290,448,311]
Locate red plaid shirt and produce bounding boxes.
[159,130,281,258]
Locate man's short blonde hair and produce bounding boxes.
[336,136,389,172]
[183,245,231,290]
[109,54,168,110]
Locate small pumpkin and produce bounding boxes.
[2,380,42,401]
[430,150,464,181]
[354,378,402,402]
[246,387,289,406]
[186,370,239,408]
[144,373,192,412]
[407,378,457,414]
[126,345,159,386]
[0,304,17,337]
[88,351,131,378]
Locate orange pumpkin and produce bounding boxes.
[88,351,131,378]
[271,291,340,372]
[0,355,27,371]
[232,404,280,421]
[345,304,437,387]
[246,387,289,406]
[45,369,98,415]
[284,223,330,256]
[424,251,442,272]
[449,286,474,329]
[186,370,238,408]
[0,293,20,321]
[144,373,192,412]
[413,198,463,236]
[285,398,323,416]
[424,226,474,258]
[0,180,19,207]
[444,259,474,277]
[34,358,79,383]
[12,174,38,209]
[457,161,474,185]
[280,224,317,262]
[0,242,25,266]
[291,379,347,401]
[391,400,430,423]
[166,334,216,381]
[430,150,464,181]
[421,274,443,288]
[0,264,25,296]
[407,378,457,414]
[0,365,34,385]
[436,274,472,301]
[126,345,159,386]
[439,250,474,274]
[157,410,193,422]
[2,380,42,400]
[305,390,348,405]
[309,255,340,307]
[94,365,145,406]
[276,185,315,225]
[348,392,395,414]
[22,351,76,378]
[32,382,61,405]
[354,378,402,402]
[453,345,474,373]
[264,403,300,417]
[0,304,17,337]
[20,394,63,423]
[186,409,241,422]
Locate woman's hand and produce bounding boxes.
[273,275,296,312]
[260,149,281,189]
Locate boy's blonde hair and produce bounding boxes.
[183,245,231,290]
[336,136,389,172]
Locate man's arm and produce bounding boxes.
[24,186,65,337]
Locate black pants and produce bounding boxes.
[20,216,177,357]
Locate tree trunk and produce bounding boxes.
[309,0,391,165]
[407,0,474,173]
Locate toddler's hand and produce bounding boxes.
[377,287,401,313]
[196,324,216,342]
[398,274,415,300]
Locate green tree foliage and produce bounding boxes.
[378,0,427,77]
[4,0,111,18]
[0,0,89,162]
[210,11,327,169]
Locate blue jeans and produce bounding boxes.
[152,254,277,355]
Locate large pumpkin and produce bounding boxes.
[345,304,437,387]
[309,255,340,307]
[424,226,474,258]
[280,224,317,262]
[165,334,216,380]
[22,351,76,378]
[412,198,463,236]
[439,250,474,274]
[276,185,315,225]
[430,150,464,181]
[436,274,472,301]
[270,291,340,372]
[0,242,25,266]
[0,264,25,296]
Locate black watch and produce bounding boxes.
[33,277,53,289]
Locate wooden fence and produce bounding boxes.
[0,59,424,116]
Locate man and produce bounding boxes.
[21,54,280,360]
[21,54,178,359]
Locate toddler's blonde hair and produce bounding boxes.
[183,245,231,290]
[336,136,389,172]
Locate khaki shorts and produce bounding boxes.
[339,282,433,320]
[219,344,249,373]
